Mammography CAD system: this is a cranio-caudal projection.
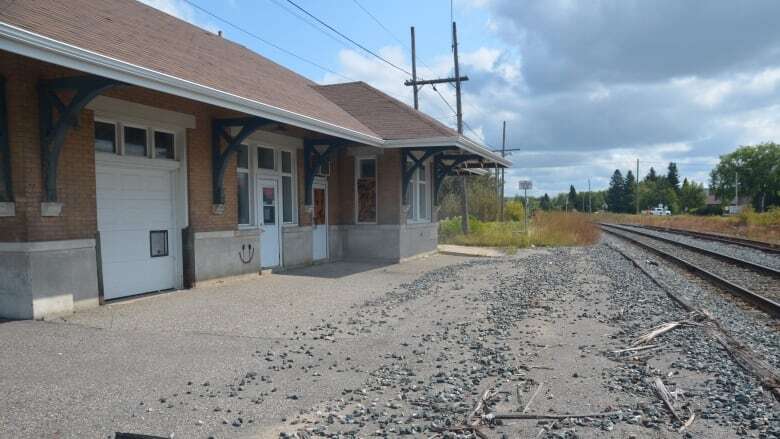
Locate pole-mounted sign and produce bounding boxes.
[518,180,532,190]
[518,180,532,234]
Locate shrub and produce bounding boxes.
[438,212,599,248]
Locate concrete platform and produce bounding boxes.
[437,244,506,257]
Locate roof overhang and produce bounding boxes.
[0,21,384,146]
[385,136,512,168]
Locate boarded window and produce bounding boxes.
[357,158,377,223]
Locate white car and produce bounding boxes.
[650,207,671,216]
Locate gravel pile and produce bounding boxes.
[595,241,780,437]
[124,245,779,438]
[283,250,630,438]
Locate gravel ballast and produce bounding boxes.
[1,246,778,438]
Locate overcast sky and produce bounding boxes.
[142,0,780,197]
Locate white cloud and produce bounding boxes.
[138,0,218,32]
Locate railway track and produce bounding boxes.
[629,224,780,254]
[600,223,780,318]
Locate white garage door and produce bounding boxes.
[96,164,178,300]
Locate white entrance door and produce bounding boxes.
[312,182,328,261]
[96,164,177,300]
[258,178,280,267]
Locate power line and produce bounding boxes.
[267,0,350,49]
[351,0,407,49]
[181,0,352,81]
[285,0,412,76]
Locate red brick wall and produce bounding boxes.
[377,149,401,225]
[0,50,246,242]
[335,152,355,225]
[0,51,99,242]
[0,50,408,244]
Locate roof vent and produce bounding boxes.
[217,30,223,37]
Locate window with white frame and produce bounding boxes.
[236,145,297,227]
[406,161,430,222]
[237,145,251,226]
[280,150,294,223]
[356,157,377,223]
[94,119,177,160]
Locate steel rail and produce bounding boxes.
[627,224,780,255]
[601,223,780,279]
[600,225,780,318]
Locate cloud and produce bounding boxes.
[138,0,218,32]
[488,0,780,94]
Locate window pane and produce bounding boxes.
[263,206,276,224]
[282,175,293,223]
[258,147,274,170]
[262,187,275,205]
[357,178,376,222]
[94,121,116,153]
[124,126,147,157]
[237,145,249,169]
[360,159,376,178]
[281,150,292,173]
[149,230,169,257]
[237,173,250,225]
[406,180,414,219]
[419,163,427,181]
[419,182,428,219]
[154,131,175,159]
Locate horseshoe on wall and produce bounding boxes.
[238,243,254,264]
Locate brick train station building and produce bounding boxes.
[0,0,509,319]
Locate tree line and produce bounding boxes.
[438,142,780,220]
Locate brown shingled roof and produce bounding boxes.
[314,81,459,140]
[0,0,377,138]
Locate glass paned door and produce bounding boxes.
[313,183,327,260]
[257,179,280,267]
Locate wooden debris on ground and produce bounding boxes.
[522,381,544,414]
[611,344,660,354]
[632,322,684,346]
[493,410,623,420]
[679,408,696,432]
[650,377,683,423]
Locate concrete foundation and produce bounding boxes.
[328,226,346,261]
[399,222,438,259]
[282,226,313,268]
[193,229,261,282]
[333,223,438,262]
[0,239,99,319]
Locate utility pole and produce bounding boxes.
[452,21,469,234]
[636,159,640,215]
[735,171,739,213]
[410,27,418,110]
[499,120,506,221]
[404,24,470,233]
[588,178,592,214]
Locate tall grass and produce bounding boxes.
[599,207,780,243]
[439,212,600,249]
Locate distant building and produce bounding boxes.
[705,189,749,214]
